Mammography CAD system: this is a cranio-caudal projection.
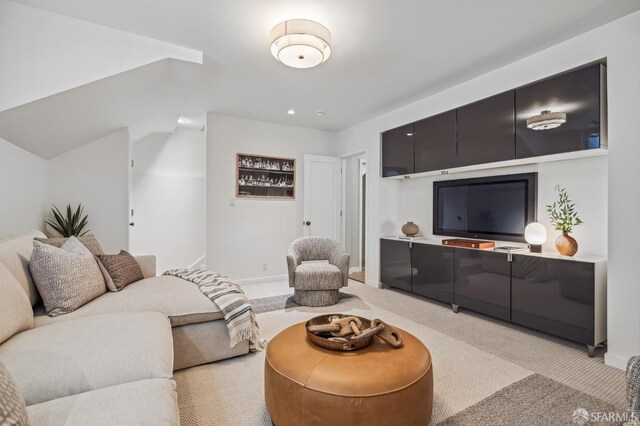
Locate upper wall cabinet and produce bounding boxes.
[414,110,457,173]
[515,64,604,158]
[381,123,414,177]
[457,91,515,167]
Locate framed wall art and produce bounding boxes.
[236,153,295,199]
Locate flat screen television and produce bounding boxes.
[433,173,537,242]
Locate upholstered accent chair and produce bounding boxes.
[286,237,350,307]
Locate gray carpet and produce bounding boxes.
[251,293,355,314]
[437,374,621,426]
[174,282,627,425]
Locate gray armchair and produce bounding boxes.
[286,237,350,307]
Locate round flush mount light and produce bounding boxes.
[287,109,296,115]
[526,110,567,131]
[525,222,547,253]
[270,19,332,69]
[315,111,325,117]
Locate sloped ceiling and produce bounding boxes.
[2,0,640,158]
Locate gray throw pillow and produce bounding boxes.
[34,234,104,256]
[30,237,106,316]
[0,361,29,426]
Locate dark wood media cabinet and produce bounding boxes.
[379,237,607,356]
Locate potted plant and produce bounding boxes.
[546,185,583,256]
[45,204,90,237]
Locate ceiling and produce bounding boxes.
[3,0,640,157]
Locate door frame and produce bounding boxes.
[340,150,368,274]
[303,154,342,239]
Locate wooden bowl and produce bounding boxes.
[305,314,372,351]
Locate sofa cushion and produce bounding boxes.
[0,230,47,305]
[294,263,343,290]
[34,234,104,256]
[0,311,173,405]
[30,239,106,316]
[96,250,143,291]
[0,361,29,426]
[26,378,179,426]
[34,275,223,328]
[0,261,33,345]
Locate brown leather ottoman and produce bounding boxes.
[264,322,433,426]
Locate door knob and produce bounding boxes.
[129,222,135,227]
[304,221,311,226]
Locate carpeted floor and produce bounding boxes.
[174,280,627,425]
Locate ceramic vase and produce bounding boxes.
[401,221,419,237]
[555,231,578,256]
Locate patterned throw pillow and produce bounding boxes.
[30,237,106,316]
[34,234,104,256]
[0,362,29,426]
[96,251,144,292]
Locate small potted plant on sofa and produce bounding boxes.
[546,185,583,256]
[45,204,90,237]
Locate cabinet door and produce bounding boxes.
[381,124,414,177]
[454,249,510,320]
[380,239,412,292]
[515,64,602,158]
[511,256,594,345]
[412,244,454,303]
[414,110,457,173]
[457,91,515,167]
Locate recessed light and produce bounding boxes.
[315,111,325,117]
[178,117,187,124]
[287,109,296,115]
[406,132,414,136]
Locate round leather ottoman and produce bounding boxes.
[264,322,433,426]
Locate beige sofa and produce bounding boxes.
[0,230,249,425]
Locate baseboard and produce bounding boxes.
[365,279,381,288]
[604,352,629,371]
[235,274,288,285]
[349,267,362,274]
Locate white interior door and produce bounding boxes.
[303,154,341,240]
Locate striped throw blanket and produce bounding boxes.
[163,269,266,352]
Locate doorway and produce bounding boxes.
[341,152,367,283]
[130,127,206,274]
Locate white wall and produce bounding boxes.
[131,128,206,273]
[397,156,607,257]
[0,138,47,239]
[336,11,640,369]
[47,128,130,253]
[206,113,337,281]
[344,153,366,267]
[0,0,201,112]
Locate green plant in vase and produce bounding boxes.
[546,185,583,256]
[45,204,90,237]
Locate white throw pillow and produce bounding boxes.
[30,237,106,316]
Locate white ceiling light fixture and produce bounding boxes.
[287,109,296,115]
[526,110,567,131]
[270,19,332,69]
[315,111,325,117]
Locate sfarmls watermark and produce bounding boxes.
[572,407,639,425]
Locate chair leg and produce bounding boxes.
[294,289,340,307]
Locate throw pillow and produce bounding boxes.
[30,238,106,316]
[34,234,104,256]
[0,362,29,426]
[96,251,144,292]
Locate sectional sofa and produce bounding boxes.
[0,230,249,425]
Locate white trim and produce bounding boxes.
[358,158,367,270]
[340,158,347,248]
[365,279,381,288]
[235,274,288,285]
[188,255,206,270]
[604,352,628,370]
[384,148,608,180]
